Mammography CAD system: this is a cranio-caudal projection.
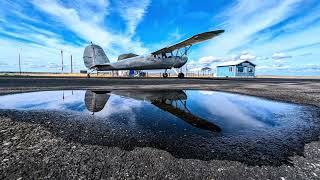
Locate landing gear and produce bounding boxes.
[171,67,185,79]
[178,73,185,79]
[162,69,168,78]
[87,69,96,78]
[162,73,168,78]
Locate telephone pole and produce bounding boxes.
[18,53,21,74]
[185,64,188,77]
[61,50,64,73]
[70,55,73,73]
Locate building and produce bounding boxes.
[216,60,256,78]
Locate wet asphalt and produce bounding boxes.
[1,76,320,179]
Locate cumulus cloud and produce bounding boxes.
[186,56,225,72]
[199,56,223,64]
[239,53,256,61]
[228,52,257,61]
[193,50,297,74]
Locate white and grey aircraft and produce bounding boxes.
[83,30,224,78]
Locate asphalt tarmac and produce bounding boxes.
[1,76,320,179]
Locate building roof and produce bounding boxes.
[216,60,256,67]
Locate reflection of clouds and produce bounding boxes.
[0,91,144,127]
[0,91,85,112]
[199,91,214,95]
[0,90,298,132]
[93,95,144,127]
[194,91,269,128]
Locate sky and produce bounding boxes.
[0,0,319,75]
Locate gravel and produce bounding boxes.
[1,76,320,179]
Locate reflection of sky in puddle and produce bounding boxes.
[0,90,301,135]
[188,91,295,133]
[1,90,319,165]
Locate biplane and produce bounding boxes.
[83,30,224,78]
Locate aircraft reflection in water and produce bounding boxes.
[84,90,221,133]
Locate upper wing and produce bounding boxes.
[151,30,224,55]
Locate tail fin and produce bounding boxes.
[83,44,110,69]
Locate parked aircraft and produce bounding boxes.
[83,30,224,78]
[84,90,221,133]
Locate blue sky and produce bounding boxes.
[0,0,319,75]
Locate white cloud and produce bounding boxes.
[0,38,85,72]
[32,0,112,47]
[64,0,110,23]
[0,0,152,72]
[272,52,292,60]
[201,0,304,56]
[199,56,222,64]
[192,0,320,75]
[1,0,149,63]
[116,0,151,36]
[239,53,256,61]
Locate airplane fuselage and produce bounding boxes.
[93,54,188,71]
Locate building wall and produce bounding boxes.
[216,66,236,77]
[216,62,255,78]
[235,63,255,77]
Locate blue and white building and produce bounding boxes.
[216,60,256,78]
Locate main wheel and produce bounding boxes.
[87,74,91,78]
[162,73,168,78]
[178,73,185,79]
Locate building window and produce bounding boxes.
[229,67,233,72]
[238,67,244,72]
[248,67,253,73]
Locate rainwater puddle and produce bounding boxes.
[0,90,319,166]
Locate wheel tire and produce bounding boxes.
[162,73,168,78]
[87,74,91,78]
[178,73,185,79]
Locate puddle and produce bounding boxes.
[0,90,319,166]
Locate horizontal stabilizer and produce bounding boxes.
[90,63,111,69]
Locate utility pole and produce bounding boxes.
[185,64,188,77]
[70,55,73,73]
[61,50,64,73]
[18,53,21,74]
